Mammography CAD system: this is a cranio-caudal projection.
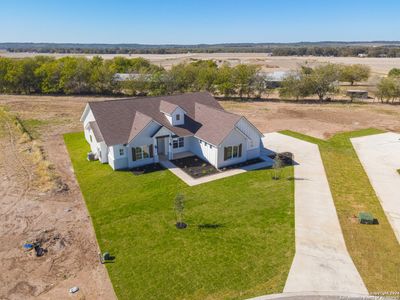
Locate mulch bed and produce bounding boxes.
[171,156,219,178]
[267,152,294,166]
[220,158,265,171]
[131,163,165,175]
[172,156,267,179]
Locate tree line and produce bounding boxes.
[0,56,265,97]
[280,64,371,101]
[1,55,399,103]
[4,45,400,57]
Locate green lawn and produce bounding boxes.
[64,132,295,300]
[281,129,400,292]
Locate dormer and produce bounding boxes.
[159,100,186,126]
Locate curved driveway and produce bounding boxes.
[262,133,367,295]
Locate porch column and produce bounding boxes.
[168,135,173,160]
[153,137,159,162]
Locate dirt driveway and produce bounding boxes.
[0,94,399,299]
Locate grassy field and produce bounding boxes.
[281,129,400,292]
[64,132,295,300]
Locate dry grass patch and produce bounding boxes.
[0,106,58,192]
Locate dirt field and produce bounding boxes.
[0,95,116,300]
[2,52,400,75]
[220,99,400,139]
[0,94,399,299]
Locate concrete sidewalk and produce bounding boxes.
[159,156,273,186]
[263,133,367,295]
[351,132,400,243]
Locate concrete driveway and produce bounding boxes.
[262,133,367,295]
[351,132,400,243]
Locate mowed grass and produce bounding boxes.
[64,132,295,300]
[281,129,400,292]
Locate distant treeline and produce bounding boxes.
[2,42,400,57]
[1,55,399,103]
[0,56,266,97]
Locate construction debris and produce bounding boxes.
[69,286,79,294]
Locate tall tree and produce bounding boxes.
[339,64,371,85]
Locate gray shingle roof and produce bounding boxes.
[194,103,241,145]
[87,92,243,146]
[159,100,180,115]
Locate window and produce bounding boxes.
[224,144,242,161]
[176,114,180,121]
[135,147,143,160]
[132,145,153,161]
[173,137,184,149]
[119,148,124,156]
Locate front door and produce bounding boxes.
[157,138,165,155]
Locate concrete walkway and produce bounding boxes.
[159,156,273,186]
[262,133,367,295]
[351,132,400,243]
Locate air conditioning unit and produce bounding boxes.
[87,152,96,161]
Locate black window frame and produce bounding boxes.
[173,137,184,149]
[224,144,242,161]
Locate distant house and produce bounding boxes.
[347,89,368,100]
[260,71,291,88]
[113,73,152,82]
[357,53,368,58]
[80,92,263,170]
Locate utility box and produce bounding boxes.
[87,152,96,161]
[358,212,374,224]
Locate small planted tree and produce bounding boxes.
[272,155,283,180]
[174,193,187,229]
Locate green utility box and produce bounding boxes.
[358,212,374,224]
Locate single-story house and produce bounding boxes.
[80,92,263,170]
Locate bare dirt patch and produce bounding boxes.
[221,100,400,139]
[0,96,116,300]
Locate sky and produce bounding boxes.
[0,0,399,44]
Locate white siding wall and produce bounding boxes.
[126,121,159,168]
[108,144,128,170]
[190,137,218,167]
[236,118,261,150]
[106,121,160,170]
[98,142,108,163]
[171,136,190,155]
[85,128,98,154]
[217,129,247,168]
[163,107,186,126]
[171,107,186,126]
[83,109,96,145]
